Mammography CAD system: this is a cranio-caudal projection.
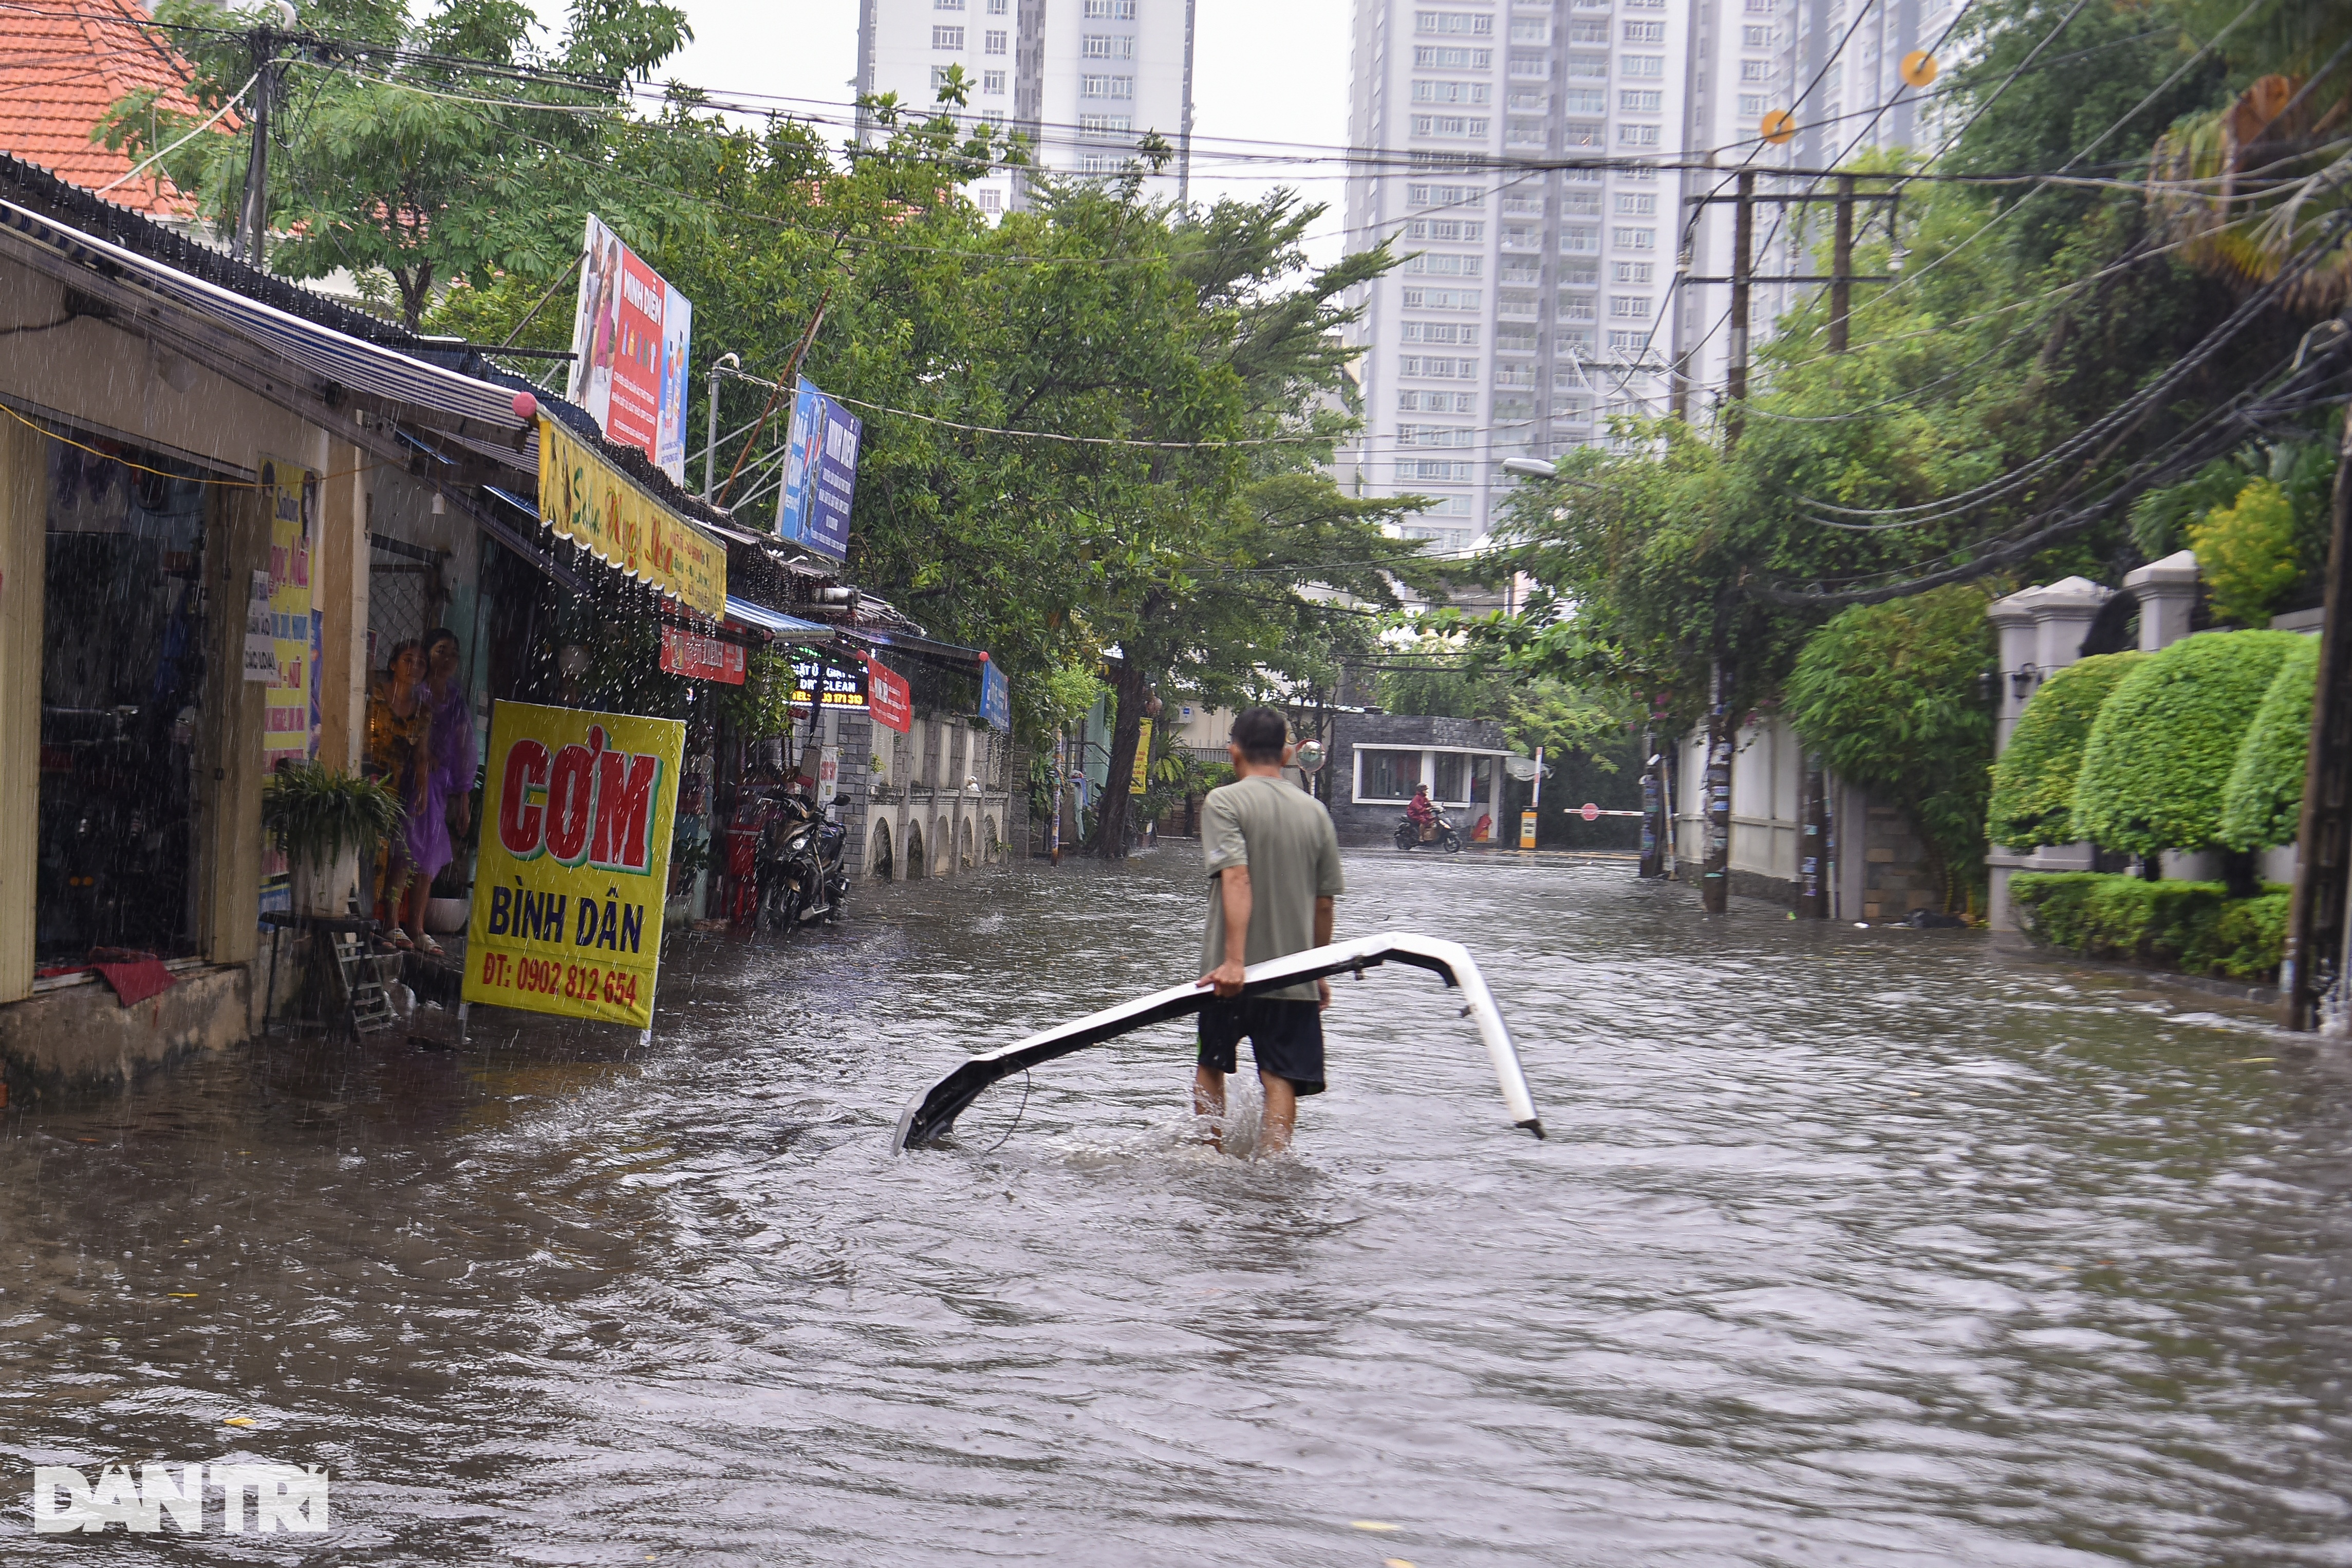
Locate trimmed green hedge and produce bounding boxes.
[2219,633,2319,850]
[2010,871,2289,982]
[1987,651,2144,849]
[2073,629,2302,856]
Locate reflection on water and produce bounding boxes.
[5,851,2350,1565]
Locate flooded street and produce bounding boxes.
[7,850,2352,1565]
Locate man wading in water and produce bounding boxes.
[1194,707,1345,1155]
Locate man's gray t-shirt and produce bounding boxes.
[1200,775,1346,1001]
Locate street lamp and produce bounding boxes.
[1502,456,1556,479]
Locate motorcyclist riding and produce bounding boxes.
[1406,784,1438,842]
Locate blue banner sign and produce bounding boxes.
[776,378,861,561]
[979,658,1010,732]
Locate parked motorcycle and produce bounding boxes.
[1394,810,1464,854]
[756,793,851,934]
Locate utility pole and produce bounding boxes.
[1798,750,1830,917]
[234,28,278,268]
[1725,172,1754,449]
[1638,729,1664,878]
[703,352,740,498]
[2283,411,2352,1029]
[1702,657,1732,913]
[1828,174,1855,354]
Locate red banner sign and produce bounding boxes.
[659,625,745,685]
[866,657,912,734]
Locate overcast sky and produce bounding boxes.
[534,0,1355,265]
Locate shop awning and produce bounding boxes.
[723,596,833,637]
[0,195,533,450]
[538,417,727,622]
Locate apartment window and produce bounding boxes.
[1743,24,1773,46]
[1494,396,1534,423]
[1501,222,1541,248]
[1558,87,1604,114]
[1610,295,1652,318]
[1399,460,1472,482]
[1621,18,1663,39]
[1415,12,1495,35]
[1557,294,1595,320]
[1624,0,1664,7]
[985,29,1007,52]
[1499,291,1539,318]
[1397,390,1478,413]
[1562,121,1603,146]
[1079,153,1126,174]
[1500,258,1541,284]
[979,187,1002,211]
[1082,33,1136,58]
[1562,191,1600,216]
[936,0,963,7]
[1403,253,1482,277]
[1401,286,1482,309]
[988,0,1008,10]
[1565,54,1607,78]
[1405,217,1484,241]
[1409,182,1483,208]
[1617,122,1659,145]
[931,66,955,89]
[1612,226,1655,249]
[1079,113,1131,134]
[1399,355,1476,379]
[1500,193,1543,214]
[1413,80,1493,104]
[978,107,1005,126]
[1509,53,1552,78]
[1508,18,1548,42]
[1619,88,1661,112]
[1495,327,1538,351]
[1614,191,1656,215]
[1622,54,1663,77]
[1398,424,1475,447]
[1608,329,1651,350]
[1612,259,1654,284]
[1618,163,1657,180]
[983,69,1007,93]
[1413,46,1492,68]
[1507,89,1550,111]
[1081,73,1134,98]
[1745,0,1772,9]
[1082,0,1135,13]
[1507,119,1547,146]
[1739,92,1765,115]
[1556,391,1590,418]
[1401,321,1477,345]
[933,25,965,47]
[1561,227,1598,252]
[1567,18,1608,43]
[1411,115,1489,138]
[1493,364,1535,388]
[1740,59,1771,82]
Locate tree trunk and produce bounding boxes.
[1089,659,1149,860]
[1702,657,1733,914]
[1797,749,1830,917]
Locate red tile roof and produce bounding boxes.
[0,2,214,216]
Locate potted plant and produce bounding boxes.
[263,762,404,918]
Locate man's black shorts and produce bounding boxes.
[1197,998,1326,1095]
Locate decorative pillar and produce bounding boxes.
[2124,549,2199,652]
[1987,576,2112,930]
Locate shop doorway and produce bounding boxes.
[36,438,215,963]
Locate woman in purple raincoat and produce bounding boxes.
[403,628,477,956]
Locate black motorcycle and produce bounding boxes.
[756,793,851,934]
[1394,810,1464,854]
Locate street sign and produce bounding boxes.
[1581,801,1600,823]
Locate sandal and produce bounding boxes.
[388,930,415,952]
[416,934,445,957]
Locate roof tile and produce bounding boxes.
[0,2,214,216]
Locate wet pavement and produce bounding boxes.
[5,849,2351,1565]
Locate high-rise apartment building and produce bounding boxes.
[1341,0,1948,553]
[855,0,1198,215]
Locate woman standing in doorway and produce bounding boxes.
[366,639,432,950]
[402,629,477,957]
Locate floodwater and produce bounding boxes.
[6,851,2351,1565]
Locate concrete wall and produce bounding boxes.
[834,705,1021,883]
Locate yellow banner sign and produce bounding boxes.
[462,701,686,1030]
[259,454,315,761]
[538,417,727,621]
[1130,717,1152,794]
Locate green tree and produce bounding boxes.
[2074,629,2302,891]
[2219,633,2319,850]
[2189,477,2302,626]
[1987,651,2145,850]
[1783,585,1997,909]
